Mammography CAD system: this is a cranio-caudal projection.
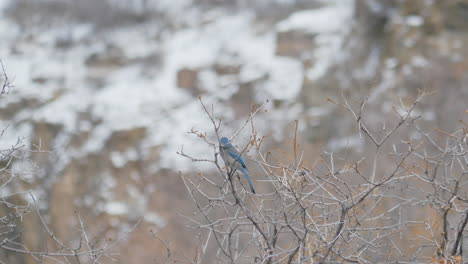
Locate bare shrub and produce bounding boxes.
[179,92,467,263]
[0,61,138,264]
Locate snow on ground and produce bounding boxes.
[0,1,355,172]
[277,0,353,81]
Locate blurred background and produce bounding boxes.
[0,0,467,263]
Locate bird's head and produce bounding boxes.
[219,137,232,148]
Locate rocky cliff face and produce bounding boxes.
[0,0,467,263]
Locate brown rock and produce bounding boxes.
[177,68,198,88]
[231,82,255,118]
[106,127,146,152]
[85,45,126,68]
[276,30,315,58]
[214,63,240,75]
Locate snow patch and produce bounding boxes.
[0,2,354,172]
[406,15,424,27]
[276,3,351,33]
[111,149,139,168]
[256,57,303,101]
[144,212,166,227]
[106,202,128,215]
[277,0,353,81]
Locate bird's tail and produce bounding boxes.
[241,167,256,194]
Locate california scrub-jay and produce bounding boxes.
[219,137,256,194]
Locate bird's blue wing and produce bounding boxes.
[223,145,255,193]
[227,149,247,168]
[240,167,255,193]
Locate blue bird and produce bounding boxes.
[219,137,256,194]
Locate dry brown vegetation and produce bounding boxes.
[1,56,467,263]
[176,93,467,263]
